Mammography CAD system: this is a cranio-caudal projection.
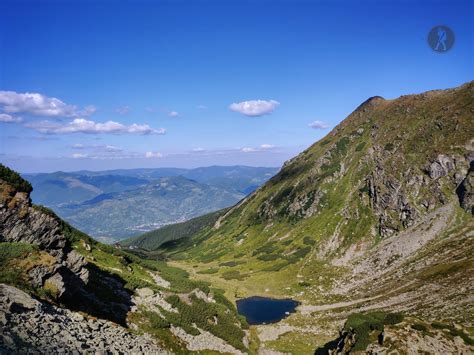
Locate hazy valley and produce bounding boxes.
[24,166,278,242]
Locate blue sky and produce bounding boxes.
[0,0,472,173]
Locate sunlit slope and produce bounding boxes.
[166,82,473,274]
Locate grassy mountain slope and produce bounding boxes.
[157,82,474,353]
[121,209,225,250]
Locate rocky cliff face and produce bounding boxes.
[0,178,132,325]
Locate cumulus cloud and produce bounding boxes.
[168,111,179,118]
[308,120,329,129]
[116,106,131,115]
[0,113,23,123]
[145,151,163,158]
[0,91,92,118]
[24,118,166,135]
[260,144,275,149]
[229,99,280,117]
[192,147,206,152]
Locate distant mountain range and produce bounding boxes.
[23,166,279,242]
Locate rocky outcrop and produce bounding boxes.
[0,185,68,259]
[457,165,473,214]
[0,178,132,325]
[427,154,455,179]
[0,284,166,353]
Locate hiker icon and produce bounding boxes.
[435,27,447,51]
[428,25,454,53]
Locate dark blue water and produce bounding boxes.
[236,296,299,325]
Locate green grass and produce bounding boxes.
[0,242,37,263]
[197,267,219,274]
[221,270,247,280]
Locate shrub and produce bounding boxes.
[411,323,428,332]
[431,321,448,329]
[0,164,32,193]
[219,260,245,267]
[384,143,395,151]
[344,312,387,351]
[252,243,278,256]
[221,270,247,280]
[384,312,404,325]
[355,142,366,152]
[303,236,316,245]
[285,247,311,263]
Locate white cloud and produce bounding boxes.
[241,147,257,152]
[196,105,207,110]
[116,106,131,115]
[0,113,23,123]
[72,143,85,149]
[168,111,179,118]
[229,99,280,117]
[260,144,275,149]
[72,153,88,159]
[0,91,92,118]
[24,118,166,135]
[145,151,163,158]
[308,120,329,129]
[192,147,206,152]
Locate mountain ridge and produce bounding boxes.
[141,81,474,353]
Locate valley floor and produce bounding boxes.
[169,202,474,354]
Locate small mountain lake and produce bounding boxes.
[236,296,299,325]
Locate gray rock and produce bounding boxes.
[0,284,40,312]
[428,154,455,179]
[457,168,473,214]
